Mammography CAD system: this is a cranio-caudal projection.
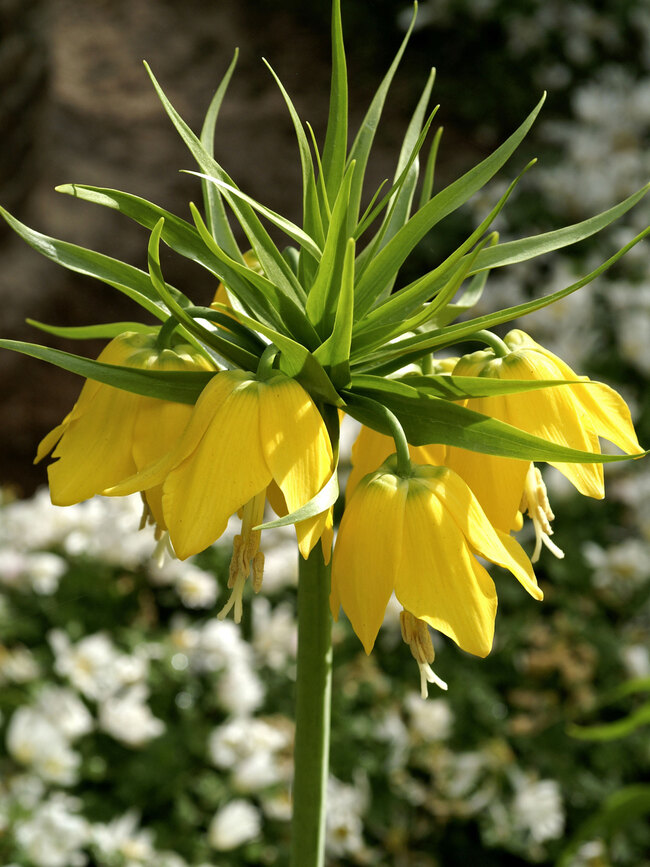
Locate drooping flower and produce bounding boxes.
[444,329,643,549]
[106,368,334,615]
[345,423,445,501]
[331,455,542,665]
[35,331,215,536]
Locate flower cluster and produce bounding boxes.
[0,0,646,698]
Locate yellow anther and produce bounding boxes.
[521,464,564,563]
[219,491,267,623]
[400,610,448,698]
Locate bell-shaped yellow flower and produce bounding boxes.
[35,331,215,532]
[106,368,334,563]
[346,423,446,501]
[331,455,542,658]
[444,329,643,533]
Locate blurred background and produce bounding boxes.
[1,0,649,865]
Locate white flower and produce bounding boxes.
[209,717,289,770]
[98,685,164,747]
[92,810,155,862]
[208,799,261,850]
[216,660,265,716]
[0,644,40,683]
[49,630,147,701]
[252,598,297,671]
[374,710,409,770]
[25,552,67,594]
[622,643,650,679]
[583,539,650,594]
[404,693,454,741]
[326,776,367,858]
[6,708,80,785]
[512,778,565,844]
[174,565,218,609]
[198,618,249,672]
[34,686,93,741]
[232,751,285,793]
[15,793,88,867]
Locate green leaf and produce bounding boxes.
[353,94,546,317]
[213,303,342,406]
[56,183,236,279]
[255,469,339,530]
[305,162,356,337]
[353,160,534,342]
[188,172,323,260]
[0,206,183,321]
[351,372,607,401]
[321,0,348,205]
[262,58,325,265]
[359,224,650,374]
[199,49,242,260]
[469,181,650,274]
[418,125,443,209]
[355,69,438,293]
[343,384,645,464]
[190,204,320,349]
[147,219,259,371]
[0,339,214,404]
[557,785,650,867]
[26,320,154,340]
[313,238,355,387]
[144,61,306,305]
[346,2,418,227]
[432,262,491,327]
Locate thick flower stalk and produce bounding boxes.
[0,1,648,863]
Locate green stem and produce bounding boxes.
[290,545,332,867]
[468,329,510,357]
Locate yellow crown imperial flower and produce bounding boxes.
[444,329,643,549]
[35,331,215,537]
[330,455,542,664]
[106,368,334,616]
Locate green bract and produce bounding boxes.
[1,0,648,495]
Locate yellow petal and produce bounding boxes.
[395,478,497,657]
[105,370,247,498]
[445,441,528,533]
[331,472,407,654]
[426,466,542,600]
[163,378,272,559]
[259,375,333,559]
[47,387,139,506]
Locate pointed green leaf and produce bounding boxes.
[321,0,348,204]
[343,385,645,465]
[346,3,418,225]
[199,49,242,260]
[351,372,607,401]
[313,237,355,387]
[213,302,342,406]
[469,182,650,274]
[188,172,322,260]
[144,61,306,305]
[255,468,339,530]
[354,94,546,316]
[190,204,320,349]
[418,125,443,209]
[356,225,650,374]
[55,183,238,279]
[567,703,650,741]
[0,339,214,404]
[0,206,184,321]
[305,162,356,336]
[148,219,259,370]
[353,160,534,342]
[356,70,437,293]
[27,320,154,340]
